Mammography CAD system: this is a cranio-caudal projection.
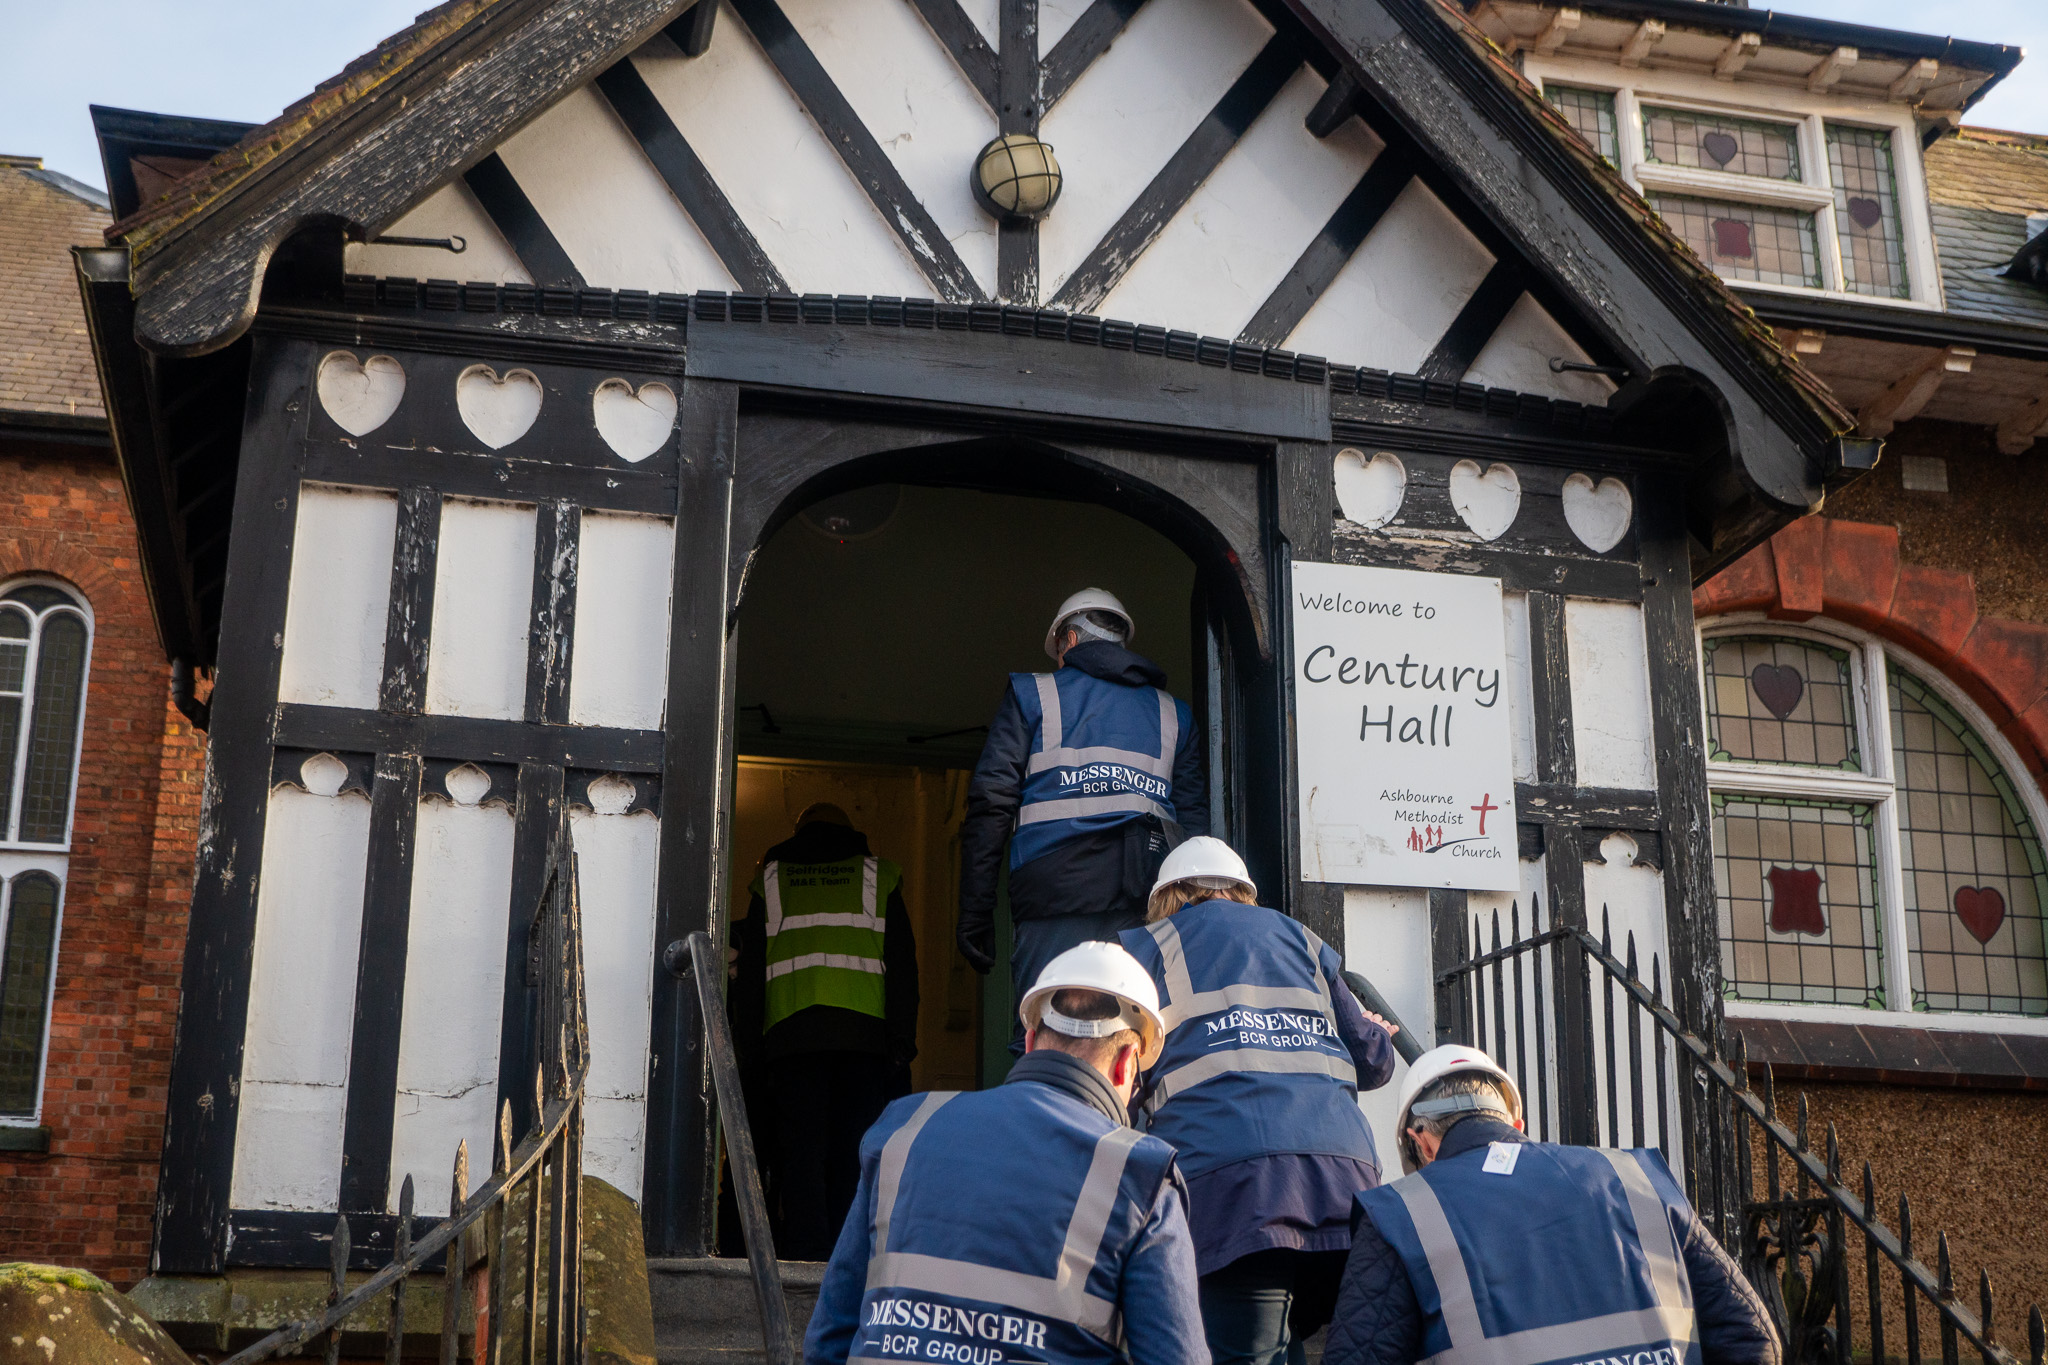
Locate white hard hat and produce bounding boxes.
[1149,836,1258,901]
[1392,1044,1525,1174]
[1045,588,1135,660]
[1018,941,1167,1067]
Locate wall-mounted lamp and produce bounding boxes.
[973,133,1063,221]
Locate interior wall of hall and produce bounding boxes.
[729,483,1195,1090]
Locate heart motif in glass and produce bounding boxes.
[1701,131,1740,167]
[1846,196,1884,230]
[1750,663,1804,719]
[1712,219,1754,260]
[1954,886,2006,944]
[1767,866,1826,936]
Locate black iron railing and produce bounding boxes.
[1438,900,2047,1365]
[222,846,590,1365]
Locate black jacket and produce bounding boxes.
[730,822,919,1066]
[1323,1118,1781,1365]
[957,643,1208,966]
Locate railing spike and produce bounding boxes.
[1797,1091,1810,1149]
[1982,1269,1996,1345]
[1939,1231,1954,1298]
[1491,908,1502,952]
[1900,1193,1913,1258]
[1601,904,1611,954]
[444,1139,470,1365]
[1651,953,1663,1005]
[497,1100,514,1175]
[1863,1160,1876,1209]
[453,1138,471,1213]
[1761,1062,1776,1121]
[1511,899,1521,943]
[2027,1303,2042,1365]
[1732,1030,1748,1091]
[534,1064,547,1136]
[1827,1121,1841,1182]
[1626,931,1638,977]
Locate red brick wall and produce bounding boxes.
[0,436,201,1285]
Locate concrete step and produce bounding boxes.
[649,1258,824,1365]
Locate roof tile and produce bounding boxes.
[0,163,111,420]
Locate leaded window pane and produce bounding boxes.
[0,873,59,1114]
[0,609,24,841]
[1703,636,1860,769]
[19,613,86,845]
[1546,85,1618,163]
[1649,194,1821,288]
[1826,124,1908,300]
[1642,106,1801,180]
[1890,670,2048,1014]
[1,586,70,612]
[1714,795,1884,1007]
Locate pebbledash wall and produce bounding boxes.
[0,156,201,1282]
[1695,450,2048,1320]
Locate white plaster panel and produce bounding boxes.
[426,499,537,721]
[387,799,517,1215]
[1343,887,1432,1167]
[571,807,661,1200]
[956,0,998,46]
[279,486,398,711]
[630,28,931,296]
[344,182,532,284]
[230,784,374,1211]
[782,0,998,292]
[1502,591,1537,783]
[1463,294,1616,406]
[494,85,738,294]
[1037,0,1274,296]
[1281,181,1494,374]
[570,512,675,730]
[1564,598,1656,791]
[1099,67,1380,338]
[1039,0,1090,52]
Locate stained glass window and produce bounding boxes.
[1642,106,1802,180]
[1714,795,1884,1006]
[1649,194,1821,288]
[0,584,90,847]
[0,872,59,1115]
[1546,85,1618,163]
[1703,636,1860,769]
[1890,671,2048,1014]
[1826,124,1908,300]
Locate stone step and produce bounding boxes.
[648,1258,824,1365]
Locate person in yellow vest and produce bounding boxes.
[731,802,920,1260]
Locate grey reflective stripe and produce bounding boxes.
[1393,1153,1698,1365]
[1017,793,1171,824]
[1026,677,1178,780]
[866,1097,1136,1342]
[765,952,885,980]
[764,857,882,936]
[1150,1045,1357,1108]
[1598,1150,1690,1312]
[1144,918,1333,1030]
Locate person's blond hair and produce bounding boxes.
[1146,880,1258,923]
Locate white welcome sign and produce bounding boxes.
[1293,561,1520,890]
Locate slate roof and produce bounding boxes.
[0,157,112,421]
[1925,129,2048,333]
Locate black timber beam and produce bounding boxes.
[667,0,720,55]
[998,0,1040,301]
[729,0,987,303]
[1237,143,1414,349]
[909,0,1001,108]
[462,153,585,289]
[1041,0,1147,108]
[1051,36,1299,314]
[1420,260,1524,383]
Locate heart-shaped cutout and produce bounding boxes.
[1954,886,2006,945]
[1750,663,1804,720]
[1333,449,1406,529]
[1767,866,1826,936]
[1449,460,1521,541]
[456,364,543,449]
[1846,196,1884,231]
[316,351,405,437]
[445,763,492,807]
[593,379,677,463]
[1561,472,1633,553]
[587,774,638,816]
[1700,131,1740,168]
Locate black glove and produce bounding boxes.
[957,923,995,975]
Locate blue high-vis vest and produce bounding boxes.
[840,1086,1180,1365]
[1009,669,1191,869]
[1119,900,1380,1179]
[1355,1143,1700,1365]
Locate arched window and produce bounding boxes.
[0,872,61,1115]
[0,581,91,847]
[1702,625,2048,1018]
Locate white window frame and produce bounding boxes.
[0,575,93,1125]
[1700,613,2048,1038]
[1525,54,1944,310]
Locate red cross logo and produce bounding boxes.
[1469,793,1499,837]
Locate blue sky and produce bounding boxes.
[2,0,2043,194]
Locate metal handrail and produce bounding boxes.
[665,929,795,1365]
[1435,907,2048,1365]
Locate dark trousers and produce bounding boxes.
[1008,907,1147,1056]
[1198,1248,1349,1365]
[765,1051,891,1261]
